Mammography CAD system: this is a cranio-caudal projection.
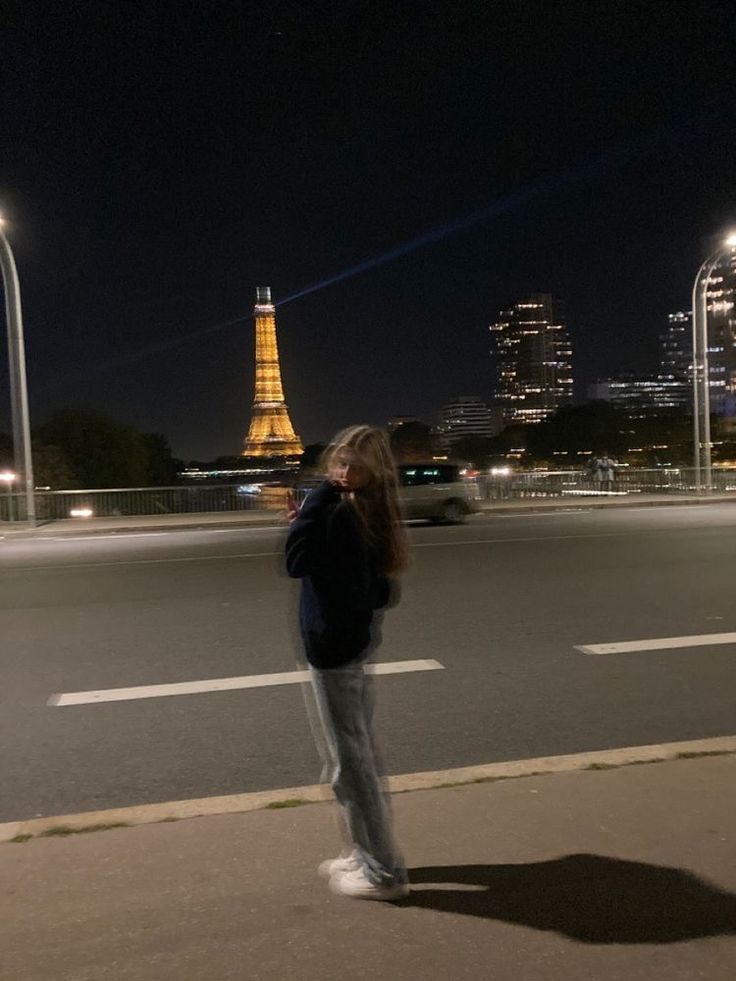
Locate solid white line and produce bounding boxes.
[207,527,277,533]
[48,533,170,541]
[576,632,736,655]
[7,551,282,571]
[42,527,278,541]
[414,531,636,548]
[3,733,734,842]
[47,659,445,706]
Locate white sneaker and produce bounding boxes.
[318,852,361,878]
[329,867,410,902]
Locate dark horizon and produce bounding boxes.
[2,2,735,459]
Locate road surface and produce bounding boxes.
[2,503,735,822]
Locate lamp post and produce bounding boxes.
[0,217,36,526]
[0,470,16,522]
[691,232,736,492]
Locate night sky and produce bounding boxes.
[2,1,736,460]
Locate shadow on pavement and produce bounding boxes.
[404,853,736,944]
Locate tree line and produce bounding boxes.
[0,408,182,489]
[389,403,731,469]
[1,402,728,490]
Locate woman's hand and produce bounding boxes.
[286,490,299,524]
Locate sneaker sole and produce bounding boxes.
[329,879,410,902]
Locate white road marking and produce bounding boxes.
[48,533,170,541]
[48,659,445,706]
[414,531,636,548]
[479,510,591,519]
[6,550,282,571]
[207,527,277,533]
[576,632,736,655]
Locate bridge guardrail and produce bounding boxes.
[1,470,735,523]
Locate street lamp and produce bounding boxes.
[0,215,36,525]
[0,470,17,522]
[692,231,736,492]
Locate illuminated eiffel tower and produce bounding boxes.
[242,286,303,458]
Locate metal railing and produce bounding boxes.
[477,468,736,501]
[0,483,301,523]
[1,470,735,524]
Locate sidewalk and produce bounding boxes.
[2,754,734,981]
[0,508,285,539]
[2,492,735,539]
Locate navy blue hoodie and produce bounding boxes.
[285,480,391,668]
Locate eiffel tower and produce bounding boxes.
[242,286,303,458]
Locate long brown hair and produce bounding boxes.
[322,425,408,575]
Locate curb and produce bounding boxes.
[0,514,285,539]
[472,494,736,515]
[3,734,735,843]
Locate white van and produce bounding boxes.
[397,464,478,523]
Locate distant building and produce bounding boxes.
[435,395,495,451]
[660,311,692,379]
[654,310,692,413]
[704,250,736,421]
[489,293,573,425]
[588,372,689,418]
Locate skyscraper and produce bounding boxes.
[242,286,303,458]
[660,311,692,380]
[651,310,692,413]
[489,293,573,425]
[704,250,736,421]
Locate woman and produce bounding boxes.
[285,425,410,901]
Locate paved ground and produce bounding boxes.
[2,503,736,822]
[1,754,734,981]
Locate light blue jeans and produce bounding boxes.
[307,659,407,887]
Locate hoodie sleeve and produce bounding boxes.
[284,480,341,578]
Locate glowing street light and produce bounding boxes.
[0,469,17,522]
[692,231,736,492]
[0,215,36,525]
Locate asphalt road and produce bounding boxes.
[2,504,736,823]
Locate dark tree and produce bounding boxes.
[525,403,630,463]
[390,421,435,463]
[140,433,182,485]
[32,443,79,489]
[447,435,496,468]
[35,408,178,488]
[0,431,12,469]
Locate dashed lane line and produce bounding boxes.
[576,631,736,655]
[48,659,445,706]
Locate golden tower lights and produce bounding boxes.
[242,286,303,458]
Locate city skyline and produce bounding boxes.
[2,3,735,459]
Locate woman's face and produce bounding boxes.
[330,447,372,491]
